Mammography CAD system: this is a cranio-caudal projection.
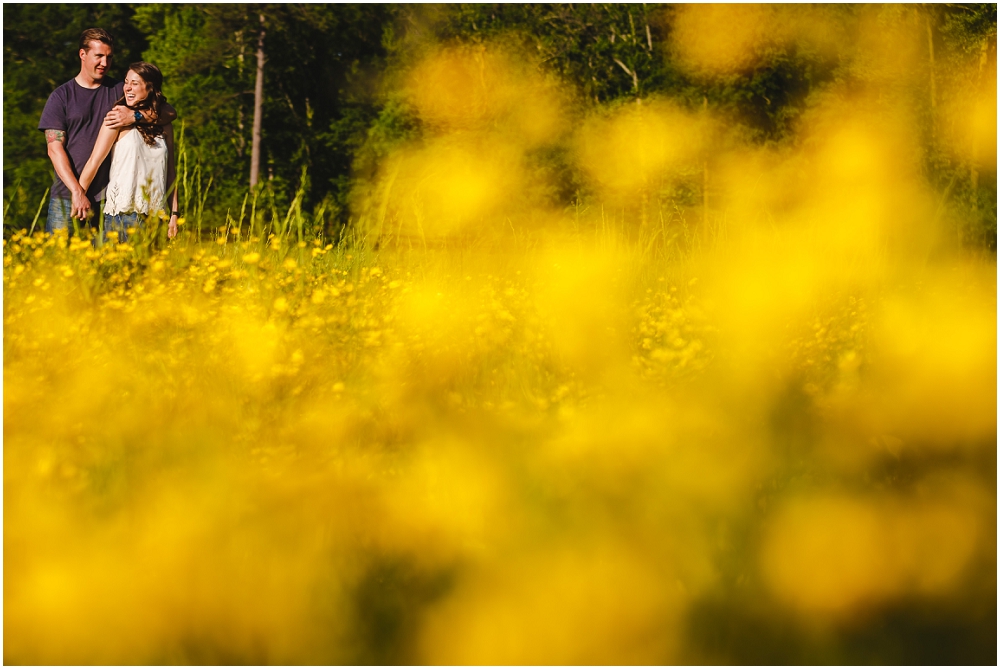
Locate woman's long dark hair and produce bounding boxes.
[117,62,168,147]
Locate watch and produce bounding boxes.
[133,110,143,124]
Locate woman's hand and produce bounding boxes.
[168,214,179,239]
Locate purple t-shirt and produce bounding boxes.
[38,77,124,202]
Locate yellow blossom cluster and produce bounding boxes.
[4,219,994,663]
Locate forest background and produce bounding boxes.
[3,3,997,248]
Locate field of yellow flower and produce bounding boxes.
[3,204,995,663]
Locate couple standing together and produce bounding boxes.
[39,28,180,241]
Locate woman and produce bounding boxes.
[79,61,179,242]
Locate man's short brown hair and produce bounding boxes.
[79,28,113,52]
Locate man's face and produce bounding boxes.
[79,40,112,82]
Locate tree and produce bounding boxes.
[134,4,390,230]
[249,12,265,189]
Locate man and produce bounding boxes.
[38,28,176,232]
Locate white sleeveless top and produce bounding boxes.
[104,128,167,215]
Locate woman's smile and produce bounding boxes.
[123,71,147,106]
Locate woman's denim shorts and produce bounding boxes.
[103,211,141,244]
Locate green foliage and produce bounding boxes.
[940,3,998,54]
[3,4,996,248]
[930,4,997,250]
[442,4,666,102]
[133,3,391,231]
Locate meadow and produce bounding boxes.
[4,16,997,663]
[4,189,995,663]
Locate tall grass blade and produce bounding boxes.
[27,187,49,237]
[4,178,22,225]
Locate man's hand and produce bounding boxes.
[104,105,134,129]
[168,214,179,239]
[70,188,92,221]
[46,128,91,217]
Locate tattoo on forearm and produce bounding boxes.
[45,129,66,144]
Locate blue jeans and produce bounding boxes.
[103,212,141,244]
[46,196,105,235]
[45,196,75,233]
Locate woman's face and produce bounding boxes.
[123,70,150,106]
